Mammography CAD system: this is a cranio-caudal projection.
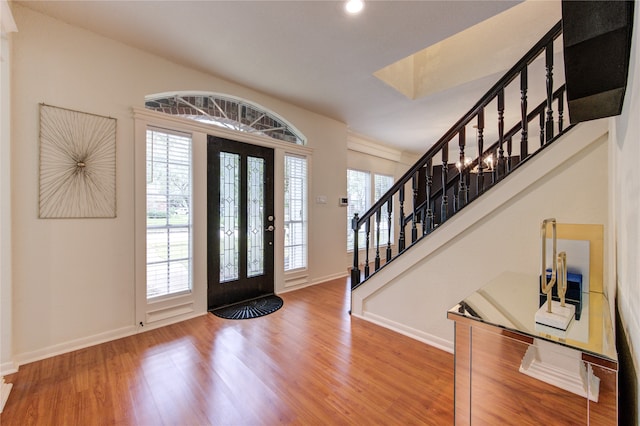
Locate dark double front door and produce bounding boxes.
[207,136,275,310]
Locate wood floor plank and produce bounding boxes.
[1,278,454,425]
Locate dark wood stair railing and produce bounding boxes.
[351,21,571,289]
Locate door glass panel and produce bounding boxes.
[247,156,265,277]
[220,152,240,282]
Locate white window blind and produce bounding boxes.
[146,128,192,299]
[284,154,307,271]
[374,174,394,245]
[347,170,394,251]
[347,169,370,251]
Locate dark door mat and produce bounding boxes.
[210,295,283,320]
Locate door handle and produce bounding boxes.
[266,225,275,232]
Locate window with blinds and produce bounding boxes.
[284,154,307,271]
[347,169,370,251]
[374,174,394,245]
[146,128,192,299]
[347,170,394,251]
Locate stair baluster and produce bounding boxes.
[425,158,434,233]
[558,89,564,134]
[457,128,467,211]
[398,187,405,252]
[386,199,392,261]
[497,90,505,180]
[364,218,370,278]
[539,111,545,147]
[507,136,513,173]
[375,209,381,270]
[476,108,485,194]
[411,172,419,243]
[545,40,555,142]
[441,143,449,222]
[520,67,529,158]
[491,148,498,184]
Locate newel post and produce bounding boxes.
[351,213,361,286]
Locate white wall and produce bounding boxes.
[612,0,640,396]
[10,5,348,364]
[353,120,610,351]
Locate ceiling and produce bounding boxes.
[17,0,562,153]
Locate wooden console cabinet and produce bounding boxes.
[448,271,617,425]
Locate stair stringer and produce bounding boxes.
[351,119,610,353]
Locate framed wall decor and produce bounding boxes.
[39,104,117,218]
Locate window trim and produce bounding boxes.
[134,107,313,328]
[136,107,312,155]
[347,168,395,252]
[283,153,308,272]
[145,92,307,145]
[145,127,193,301]
[135,117,204,330]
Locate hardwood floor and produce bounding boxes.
[1,278,454,425]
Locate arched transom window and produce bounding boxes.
[145,92,306,145]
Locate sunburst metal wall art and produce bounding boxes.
[39,104,117,218]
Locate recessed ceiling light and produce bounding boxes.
[345,0,364,15]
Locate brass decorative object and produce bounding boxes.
[536,218,575,330]
[557,251,568,307]
[540,218,558,312]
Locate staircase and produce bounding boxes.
[351,21,567,288]
[348,21,611,351]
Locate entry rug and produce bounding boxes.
[210,295,283,320]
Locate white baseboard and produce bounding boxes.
[278,271,349,294]
[0,360,18,376]
[14,311,208,368]
[145,302,195,325]
[353,311,454,354]
[137,311,206,334]
[283,274,310,289]
[310,271,349,285]
[14,324,138,367]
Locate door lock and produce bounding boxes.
[266,225,275,232]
